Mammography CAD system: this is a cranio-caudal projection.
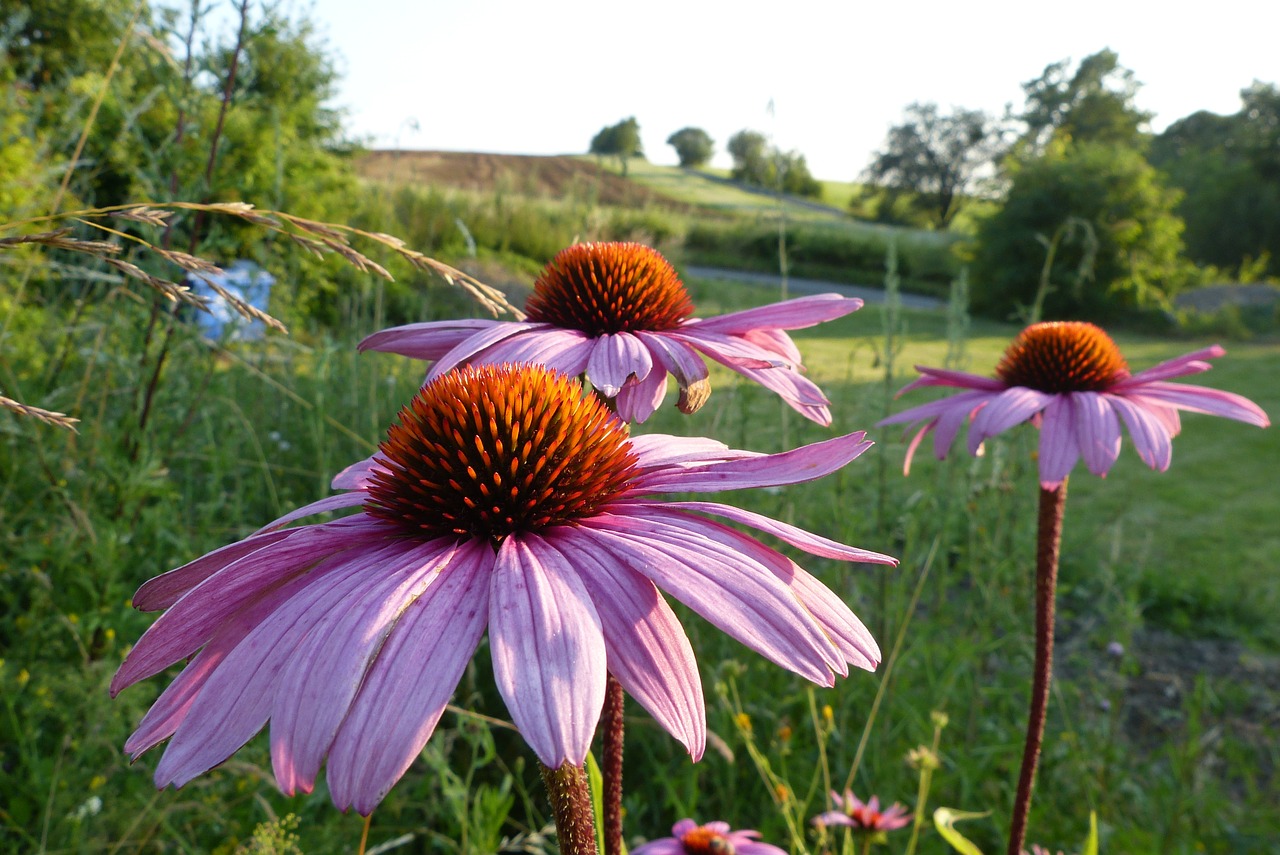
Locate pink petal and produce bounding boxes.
[1126,381,1269,428]
[614,366,668,423]
[897,365,1005,395]
[153,542,410,788]
[719,362,834,424]
[586,332,653,396]
[626,434,746,469]
[423,322,545,381]
[327,539,493,814]
[637,432,872,493]
[1073,392,1122,476]
[967,387,1052,454]
[549,532,706,759]
[130,529,292,611]
[658,501,897,565]
[253,492,367,535]
[632,838,684,855]
[270,540,457,796]
[688,293,862,334]
[1107,393,1174,471]
[877,389,994,428]
[580,516,842,684]
[357,319,507,359]
[331,456,390,491]
[488,535,607,768]
[471,327,595,377]
[668,329,780,369]
[637,332,709,386]
[741,327,803,365]
[1037,395,1080,488]
[1115,345,1225,386]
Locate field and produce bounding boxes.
[3,153,1279,855]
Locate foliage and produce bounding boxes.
[971,140,1188,321]
[589,116,644,176]
[1150,82,1280,278]
[726,129,822,198]
[860,102,1006,229]
[1019,49,1153,151]
[666,126,714,168]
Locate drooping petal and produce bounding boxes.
[1107,393,1174,471]
[327,538,492,815]
[896,365,1006,395]
[113,517,391,695]
[1037,394,1080,488]
[586,332,653,397]
[549,531,706,759]
[270,539,456,796]
[637,432,872,493]
[357,319,507,359]
[488,535,607,768]
[1126,381,1270,428]
[1073,391,1122,476]
[625,506,881,671]
[614,365,668,423]
[130,528,293,611]
[719,361,835,424]
[153,542,412,788]
[687,293,862,334]
[580,515,842,684]
[741,327,803,365]
[638,331,709,387]
[967,387,1053,454]
[658,500,897,565]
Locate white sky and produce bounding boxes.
[288,0,1277,181]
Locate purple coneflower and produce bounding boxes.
[359,241,861,424]
[813,790,911,834]
[878,321,1269,488]
[112,363,893,815]
[632,819,787,855]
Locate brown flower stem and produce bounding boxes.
[541,761,600,855]
[1007,480,1067,855]
[601,673,625,855]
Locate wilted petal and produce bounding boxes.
[615,364,668,423]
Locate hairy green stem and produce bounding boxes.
[541,762,599,855]
[1007,481,1067,855]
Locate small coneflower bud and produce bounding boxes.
[906,745,940,771]
[995,321,1129,393]
[525,242,695,336]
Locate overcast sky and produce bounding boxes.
[288,0,1276,181]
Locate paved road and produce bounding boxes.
[685,265,945,311]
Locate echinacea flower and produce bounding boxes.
[359,241,862,424]
[112,363,893,815]
[877,321,1269,488]
[633,818,788,855]
[813,790,911,833]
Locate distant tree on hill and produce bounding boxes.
[666,127,714,167]
[590,117,644,176]
[1019,49,1152,151]
[727,130,822,199]
[860,102,1006,229]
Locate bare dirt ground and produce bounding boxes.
[356,150,689,209]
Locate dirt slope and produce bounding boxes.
[355,150,687,209]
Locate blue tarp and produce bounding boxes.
[186,260,275,341]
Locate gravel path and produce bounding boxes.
[684,265,945,310]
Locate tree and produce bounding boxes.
[1150,82,1280,278]
[589,117,644,175]
[860,102,1005,229]
[972,140,1187,322]
[726,130,822,199]
[1019,49,1152,150]
[666,126,714,168]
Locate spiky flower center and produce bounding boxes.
[365,364,639,543]
[524,242,695,336]
[995,321,1129,393]
[680,827,736,855]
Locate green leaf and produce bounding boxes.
[585,752,606,855]
[932,807,991,855]
[1081,811,1099,855]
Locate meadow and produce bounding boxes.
[3,250,1276,853]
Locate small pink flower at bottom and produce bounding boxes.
[813,790,911,833]
[878,321,1269,489]
[633,819,788,855]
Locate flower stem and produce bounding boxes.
[602,673,625,855]
[541,762,600,855]
[1007,481,1067,855]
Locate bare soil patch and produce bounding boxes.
[355,150,688,209]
